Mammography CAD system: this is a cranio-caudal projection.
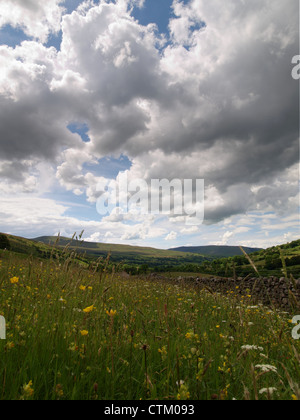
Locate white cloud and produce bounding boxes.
[181,226,199,234]
[0,196,69,228]
[214,231,234,246]
[0,0,65,43]
[0,0,298,247]
[165,231,178,241]
[0,194,164,244]
[85,231,102,243]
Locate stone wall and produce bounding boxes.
[151,274,300,311]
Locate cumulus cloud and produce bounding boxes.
[0,193,166,244]
[0,0,298,244]
[165,231,178,241]
[0,0,65,43]
[0,41,82,166]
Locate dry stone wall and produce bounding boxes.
[150,274,300,310]
[185,276,300,310]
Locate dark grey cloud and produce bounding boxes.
[0,160,31,181]
[0,98,69,161]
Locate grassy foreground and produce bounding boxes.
[0,251,299,401]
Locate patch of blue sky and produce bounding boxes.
[63,0,102,14]
[66,123,132,209]
[67,122,91,143]
[63,0,87,14]
[46,30,63,50]
[63,199,101,221]
[43,184,101,221]
[132,0,191,34]
[83,155,132,179]
[67,122,132,179]
[132,0,205,53]
[0,24,31,48]
[132,0,174,34]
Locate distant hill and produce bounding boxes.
[169,245,262,258]
[1,232,299,276]
[33,237,261,260]
[32,236,202,259]
[0,233,263,263]
[31,235,207,268]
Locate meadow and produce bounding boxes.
[0,250,299,401]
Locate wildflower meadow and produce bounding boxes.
[0,251,299,401]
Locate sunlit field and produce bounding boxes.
[0,251,299,401]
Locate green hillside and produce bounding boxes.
[169,245,262,258]
[0,233,54,258]
[197,239,300,278]
[32,235,208,272]
[33,235,194,257]
[1,232,299,277]
[0,233,207,272]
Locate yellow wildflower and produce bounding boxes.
[83,305,94,314]
[177,383,190,400]
[68,343,78,352]
[80,330,89,337]
[10,277,19,284]
[22,380,34,398]
[158,346,168,360]
[6,342,14,350]
[185,330,199,340]
[106,309,117,317]
[55,384,64,398]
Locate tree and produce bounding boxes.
[286,255,300,266]
[0,234,10,250]
[264,255,282,270]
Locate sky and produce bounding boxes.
[0,0,299,250]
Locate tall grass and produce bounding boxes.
[0,250,299,400]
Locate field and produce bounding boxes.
[0,249,300,401]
